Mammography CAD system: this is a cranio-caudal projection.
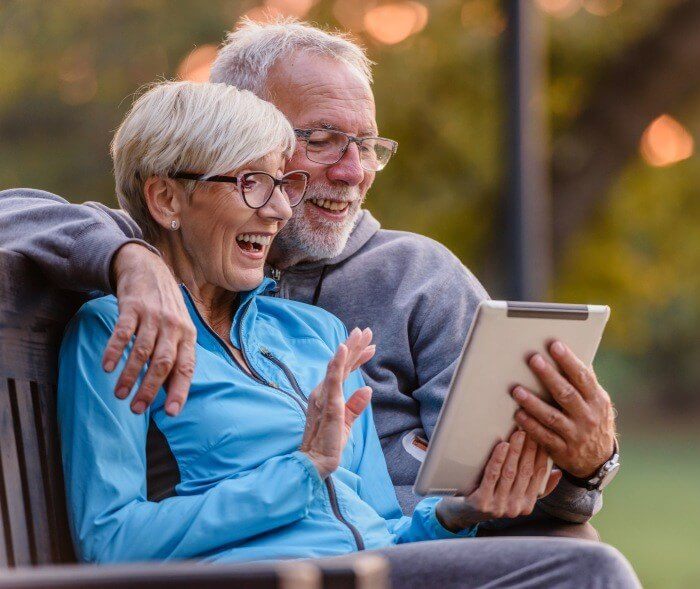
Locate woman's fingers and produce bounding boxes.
[352,344,376,372]
[493,430,526,511]
[344,386,372,428]
[525,445,552,503]
[343,328,373,378]
[474,441,510,499]
[506,434,538,515]
[343,327,362,378]
[319,345,348,431]
[302,344,346,450]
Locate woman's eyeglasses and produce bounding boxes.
[170,170,310,209]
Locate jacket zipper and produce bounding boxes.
[324,477,365,551]
[259,348,308,411]
[259,348,365,552]
[181,288,302,411]
[182,286,365,551]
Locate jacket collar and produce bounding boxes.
[179,277,277,352]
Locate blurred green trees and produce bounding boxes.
[1,0,698,413]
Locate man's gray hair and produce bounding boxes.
[210,17,373,97]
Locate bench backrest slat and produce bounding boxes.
[0,249,81,567]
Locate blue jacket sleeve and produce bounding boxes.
[345,379,478,543]
[58,298,324,563]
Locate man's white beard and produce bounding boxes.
[274,183,363,265]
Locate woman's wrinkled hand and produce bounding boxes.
[436,430,562,532]
[301,327,376,479]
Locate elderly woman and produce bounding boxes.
[58,80,465,560]
[57,81,638,588]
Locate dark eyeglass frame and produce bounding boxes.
[170,170,310,209]
[294,128,398,171]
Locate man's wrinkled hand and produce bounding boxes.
[511,341,617,479]
[103,243,196,416]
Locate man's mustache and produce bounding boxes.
[302,186,362,204]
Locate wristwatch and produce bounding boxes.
[562,441,620,491]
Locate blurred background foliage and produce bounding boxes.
[1,1,698,585]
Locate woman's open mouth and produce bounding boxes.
[235,233,273,257]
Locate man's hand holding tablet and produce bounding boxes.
[435,431,562,532]
[512,340,617,480]
[414,301,619,522]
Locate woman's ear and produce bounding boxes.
[143,177,183,231]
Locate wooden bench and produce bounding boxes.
[0,248,389,589]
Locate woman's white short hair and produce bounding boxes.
[210,17,373,97]
[111,80,295,242]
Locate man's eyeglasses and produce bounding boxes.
[294,128,398,172]
[170,170,310,209]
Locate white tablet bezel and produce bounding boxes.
[413,300,610,497]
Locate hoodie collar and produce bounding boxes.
[287,209,381,272]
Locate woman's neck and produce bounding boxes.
[155,233,238,342]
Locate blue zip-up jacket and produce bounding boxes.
[57,278,476,564]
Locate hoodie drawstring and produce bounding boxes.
[311,265,329,306]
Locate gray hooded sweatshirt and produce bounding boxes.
[0,188,602,522]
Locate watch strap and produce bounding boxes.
[561,441,619,491]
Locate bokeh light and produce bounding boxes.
[640,114,695,168]
[583,0,623,17]
[177,45,218,82]
[535,0,582,19]
[333,0,371,32]
[363,2,428,45]
[58,43,98,105]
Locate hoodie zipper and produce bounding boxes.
[259,348,365,552]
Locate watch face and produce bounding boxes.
[597,462,621,490]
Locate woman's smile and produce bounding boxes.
[235,231,275,261]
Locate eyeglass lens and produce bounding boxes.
[305,129,394,171]
[240,172,307,208]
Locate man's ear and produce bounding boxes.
[143,177,183,231]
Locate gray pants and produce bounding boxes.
[367,537,641,589]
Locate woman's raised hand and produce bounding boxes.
[301,328,375,478]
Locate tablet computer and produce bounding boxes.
[413,300,610,497]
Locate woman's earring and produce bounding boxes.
[170,219,179,231]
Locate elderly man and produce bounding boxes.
[1,19,618,537]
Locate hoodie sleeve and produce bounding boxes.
[0,188,156,294]
[57,299,324,563]
[408,240,602,524]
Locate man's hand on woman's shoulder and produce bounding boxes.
[103,243,197,417]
